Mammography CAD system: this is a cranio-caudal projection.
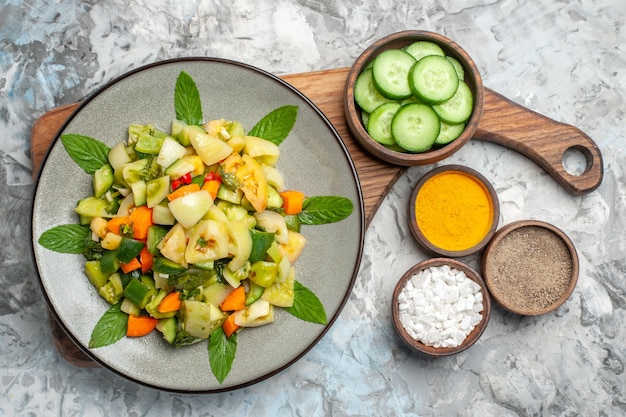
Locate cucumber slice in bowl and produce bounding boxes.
[432,80,474,124]
[372,49,416,100]
[409,55,459,104]
[391,103,441,153]
[367,102,401,146]
[353,68,393,113]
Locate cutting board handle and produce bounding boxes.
[475,88,603,195]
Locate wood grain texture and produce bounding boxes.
[30,66,602,367]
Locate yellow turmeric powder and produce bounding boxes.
[415,170,493,251]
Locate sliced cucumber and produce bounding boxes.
[372,49,416,100]
[447,56,465,80]
[432,80,474,124]
[391,104,440,153]
[409,55,459,104]
[405,41,445,61]
[353,68,393,113]
[435,121,466,145]
[367,102,401,146]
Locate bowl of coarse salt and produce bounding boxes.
[392,258,491,356]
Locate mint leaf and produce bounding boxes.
[208,327,237,383]
[285,281,327,325]
[175,71,203,125]
[89,302,128,348]
[298,196,354,225]
[38,224,90,254]
[248,105,298,146]
[61,134,110,175]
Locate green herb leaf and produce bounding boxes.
[61,134,111,175]
[89,302,128,348]
[208,327,237,383]
[175,71,203,125]
[248,105,298,146]
[285,281,327,324]
[38,224,90,254]
[298,196,354,225]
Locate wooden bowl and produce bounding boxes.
[408,165,499,257]
[481,220,579,316]
[344,30,484,166]
[391,258,491,356]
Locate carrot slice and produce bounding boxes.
[157,291,182,313]
[130,205,153,240]
[279,190,305,215]
[139,246,153,274]
[222,313,239,338]
[220,286,246,311]
[126,315,158,337]
[202,179,221,200]
[120,257,142,274]
[107,216,130,235]
[167,183,201,201]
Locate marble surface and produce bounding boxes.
[2,0,625,415]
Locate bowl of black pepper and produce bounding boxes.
[481,220,579,316]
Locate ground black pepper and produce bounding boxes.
[485,225,573,312]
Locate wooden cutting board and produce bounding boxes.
[31,67,602,367]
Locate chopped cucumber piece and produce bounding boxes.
[93,164,114,198]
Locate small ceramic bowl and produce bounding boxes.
[392,258,491,356]
[481,220,579,316]
[408,165,500,257]
[344,30,484,166]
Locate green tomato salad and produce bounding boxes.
[38,71,354,383]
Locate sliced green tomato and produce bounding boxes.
[157,136,187,168]
[249,261,278,288]
[146,176,170,208]
[367,102,401,146]
[278,230,307,264]
[372,49,416,100]
[184,219,230,264]
[261,165,285,192]
[254,210,288,244]
[236,154,268,213]
[261,265,295,307]
[99,272,124,304]
[180,300,225,339]
[233,299,275,327]
[108,142,132,170]
[168,190,214,229]
[227,220,253,272]
[409,55,459,104]
[157,223,188,266]
[432,80,474,124]
[122,158,149,185]
[189,130,233,167]
[243,136,280,167]
[152,202,175,226]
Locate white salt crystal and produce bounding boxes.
[397,264,484,349]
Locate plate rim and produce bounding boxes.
[30,57,365,393]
